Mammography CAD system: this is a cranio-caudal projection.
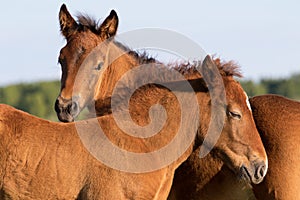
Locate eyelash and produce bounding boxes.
[228,111,242,120]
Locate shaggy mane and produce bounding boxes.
[115,41,243,78]
[76,14,242,78]
[213,57,243,78]
[168,58,243,78]
[76,14,100,34]
[113,40,158,64]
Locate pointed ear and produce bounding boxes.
[198,55,227,158]
[99,10,119,39]
[59,4,78,38]
[200,55,222,89]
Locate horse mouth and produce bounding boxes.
[58,113,75,122]
[240,165,252,183]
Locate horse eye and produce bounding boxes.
[95,62,104,70]
[228,111,242,120]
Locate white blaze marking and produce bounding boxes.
[244,92,252,112]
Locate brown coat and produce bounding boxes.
[169,94,300,200]
[0,104,191,199]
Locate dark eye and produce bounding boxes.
[228,110,242,120]
[95,62,104,70]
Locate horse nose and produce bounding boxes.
[240,159,268,184]
[253,161,267,183]
[54,96,80,122]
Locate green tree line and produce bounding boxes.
[0,81,60,121]
[0,74,299,120]
[241,73,300,99]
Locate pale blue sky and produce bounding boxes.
[0,1,299,86]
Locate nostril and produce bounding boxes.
[259,165,265,177]
[255,163,266,180]
[54,99,61,113]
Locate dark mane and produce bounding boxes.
[76,14,100,34]
[113,41,242,78]
[76,14,242,78]
[113,40,158,64]
[115,40,242,78]
[168,57,242,78]
[213,57,243,78]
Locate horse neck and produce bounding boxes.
[96,113,195,169]
[94,68,209,167]
[94,65,221,173]
[109,74,210,150]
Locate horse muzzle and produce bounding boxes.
[240,159,268,184]
[54,95,80,122]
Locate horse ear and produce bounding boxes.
[200,55,222,89]
[59,4,78,38]
[99,10,119,39]
[199,55,227,158]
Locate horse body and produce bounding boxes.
[0,104,88,199]
[251,95,300,199]
[0,104,194,199]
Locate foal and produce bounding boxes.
[0,58,267,199]
[54,5,268,198]
[170,95,300,200]
[0,103,195,199]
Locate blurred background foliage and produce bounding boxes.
[0,81,60,121]
[0,73,300,121]
[240,73,300,99]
